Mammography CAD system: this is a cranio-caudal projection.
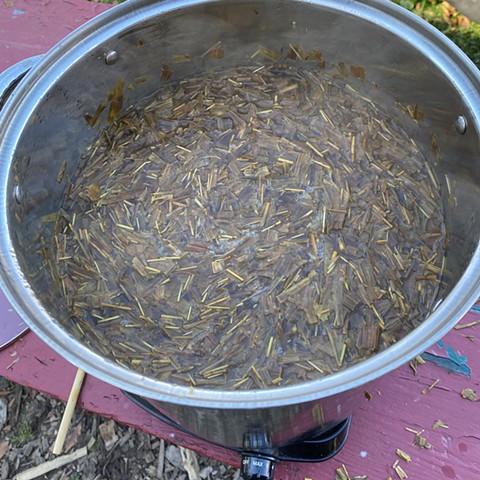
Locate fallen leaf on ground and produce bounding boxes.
[63,423,82,453]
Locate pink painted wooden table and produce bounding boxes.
[1,1,480,478]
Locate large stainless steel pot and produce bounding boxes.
[1,0,480,461]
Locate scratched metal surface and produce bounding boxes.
[1,1,480,478]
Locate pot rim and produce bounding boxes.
[1,0,480,408]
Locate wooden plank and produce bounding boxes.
[0,0,110,71]
[15,447,88,480]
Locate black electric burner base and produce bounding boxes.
[124,391,351,479]
[277,416,351,462]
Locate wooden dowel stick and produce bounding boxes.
[16,447,88,480]
[52,368,86,455]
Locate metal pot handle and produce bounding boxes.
[0,55,43,111]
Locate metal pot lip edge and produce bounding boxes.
[1,0,480,408]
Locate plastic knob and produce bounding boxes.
[241,454,276,480]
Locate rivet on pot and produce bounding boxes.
[454,115,467,135]
[104,50,119,65]
[13,185,23,204]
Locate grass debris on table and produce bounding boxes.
[395,448,412,463]
[460,388,479,401]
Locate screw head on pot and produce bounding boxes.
[454,115,467,135]
[13,185,23,204]
[104,50,119,65]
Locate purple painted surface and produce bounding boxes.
[0,291,28,348]
[1,1,480,478]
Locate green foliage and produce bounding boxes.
[392,0,480,68]
[432,20,480,67]
[10,415,34,447]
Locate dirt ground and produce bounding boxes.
[0,377,240,480]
